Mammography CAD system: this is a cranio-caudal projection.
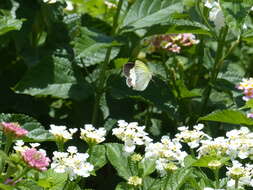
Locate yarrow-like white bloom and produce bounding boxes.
[226,160,253,188]
[198,137,229,158]
[237,78,253,101]
[176,124,210,149]
[104,0,118,9]
[49,124,77,142]
[226,127,253,160]
[145,136,187,176]
[127,176,142,186]
[43,0,57,4]
[80,124,106,145]
[51,146,94,181]
[204,0,225,31]
[112,120,152,153]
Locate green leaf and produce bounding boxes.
[138,158,156,177]
[0,14,23,36]
[88,144,107,171]
[163,168,194,190]
[143,177,163,190]
[198,109,253,126]
[176,80,201,99]
[16,180,44,190]
[106,143,133,180]
[14,50,92,101]
[38,169,68,190]
[192,156,230,168]
[241,99,253,109]
[220,0,252,32]
[121,0,183,31]
[0,113,53,142]
[73,27,120,67]
[115,182,131,190]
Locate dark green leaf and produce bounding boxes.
[138,158,156,177]
[88,144,107,171]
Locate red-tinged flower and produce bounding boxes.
[21,148,50,171]
[0,122,28,138]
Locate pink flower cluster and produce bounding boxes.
[237,78,253,101]
[0,122,28,138]
[21,148,50,171]
[145,33,199,53]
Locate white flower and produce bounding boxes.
[145,136,187,176]
[13,140,28,152]
[176,124,209,149]
[204,188,225,190]
[80,124,106,145]
[127,176,142,186]
[112,120,152,153]
[51,146,94,180]
[197,137,228,158]
[104,1,117,9]
[49,124,77,142]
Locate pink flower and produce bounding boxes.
[247,113,253,118]
[22,148,50,171]
[0,122,28,138]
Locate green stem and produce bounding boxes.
[91,0,123,126]
[235,178,239,189]
[200,27,228,115]
[214,169,220,189]
[56,140,64,152]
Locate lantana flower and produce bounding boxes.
[145,136,187,176]
[49,124,77,143]
[0,122,28,138]
[176,123,210,149]
[145,33,199,54]
[112,120,152,153]
[80,124,106,145]
[51,146,94,180]
[237,78,253,101]
[13,140,50,171]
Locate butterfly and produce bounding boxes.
[123,60,152,91]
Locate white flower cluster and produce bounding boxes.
[51,146,94,181]
[204,0,225,31]
[226,160,253,188]
[198,137,228,158]
[112,120,152,153]
[49,124,77,142]
[197,127,253,160]
[226,127,253,159]
[127,176,142,186]
[80,124,106,145]
[145,136,187,176]
[176,124,210,149]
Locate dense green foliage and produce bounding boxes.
[1,0,253,189]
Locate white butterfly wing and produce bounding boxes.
[132,62,152,91]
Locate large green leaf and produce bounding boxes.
[121,0,183,30]
[163,168,194,190]
[14,50,92,101]
[0,113,53,142]
[138,158,156,177]
[106,143,133,180]
[199,109,253,126]
[88,144,107,171]
[143,177,162,190]
[73,27,120,67]
[120,0,209,35]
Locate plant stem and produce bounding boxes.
[214,169,220,189]
[4,135,13,155]
[200,27,228,115]
[235,179,239,189]
[13,167,30,182]
[91,0,123,126]
[56,140,64,152]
